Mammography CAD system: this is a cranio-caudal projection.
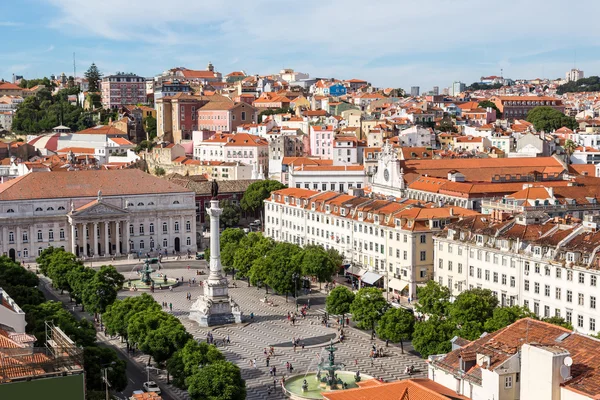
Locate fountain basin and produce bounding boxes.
[121,275,179,291]
[283,371,373,400]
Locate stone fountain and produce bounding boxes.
[317,341,345,390]
[140,259,155,285]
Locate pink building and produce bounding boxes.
[309,125,335,159]
[197,102,258,132]
[101,72,146,109]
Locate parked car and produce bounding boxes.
[143,381,161,394]
[195,252,205,260]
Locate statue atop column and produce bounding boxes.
[190,195,242,326]
[211,180,219,199]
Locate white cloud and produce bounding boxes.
[45,45,55,52]
[42,0,600,87]
[0,21,23,27]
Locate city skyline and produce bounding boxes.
[3,0,600,89]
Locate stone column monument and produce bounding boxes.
[190,181,243,326]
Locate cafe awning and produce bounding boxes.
[388,278,409,292]
[361,271,383,285]
[345,265,366,277]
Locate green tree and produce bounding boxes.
[45,248,82,294]
[144,115,157,139]
[376,308,415,353]
[166,350,187,389]
[557,76,600,94]
[219,200,242,229]
[0,256,44,307]
[350,287,388,335]
[412,316,454,358]
[240,180,285,215]
[262,242,302,300]
[449,288,499,340]
[82,265,125,315]
[83,346,127,392]
[219,228,245,273]
[484,305,536,332]
[526,106,577,132]
[187,360,246,400]
[326,286,355,324]
[478,100,502,118]
[23,301,96,347]
[296,245,337,288]
[415,281,450,316]
[542,316,573,330]
[84,63,102,92]
[104,294,161,349]
[67,265,96,309]
[233,233,273,283]
[563,139,577,165]
[154,166,166,176]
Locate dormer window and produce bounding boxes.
[341,208,346,216]
[58,206,65,210]
[173,200,180,204]
[35,207,43,211]
[6,209,14,213]
[47,207,54,211]
[476,235,483,244]
[534,247,541,256]
[432,220,439,228]
[359,212,363,218]
[137,202,144,206]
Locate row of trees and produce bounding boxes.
[412,281,572,357]
[0,255,127,399]
[103,294,246,399]
[325,281,575,358]
[557,76,600,95]
[211,228,341,297]
[36,246,245,399]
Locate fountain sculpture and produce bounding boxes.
[316,340,345,390]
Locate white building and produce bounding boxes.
[193,132,269,173]
[434,212,600,335]
[289,165,366,193]
[398,126,435,147]
[566,68,584,82]
[0,170,197,262]
[264,188,476,298]
[333,135,359,164]
[429,317,600,400]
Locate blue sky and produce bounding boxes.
[2,0,600,91]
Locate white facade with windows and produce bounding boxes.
[434,213,600,335]
[0,170,197,262]
[264,188,474,297]
[288,166,367,194]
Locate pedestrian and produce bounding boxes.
[264,348,268,357]
[226,335,230,344]
[289,364,293,373]
[250,312,254,321]
[269,367,273,376]
[169,303,173,311]
[272,366,276,376]
[286,362,290,371]
[253,359,257,369]
[307,298,310,309]
[266,356,270,367]
[301,342,305,351]
[293,343,297,353]
[354,358,358,366]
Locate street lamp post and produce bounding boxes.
[101,361,115,400]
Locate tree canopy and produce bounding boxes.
[84,63,102,92]
[415,281,450,316]
[412,316,454,358]
[296,245,337,285]
[240,180,285,213]
[526,106,577,131]
[376,307,415,353]
[557,76,600,94]
[187,360,246,400]
[478,100,502,118]
[350,287,388,331]
[466,82,504,91]
[219,228,246,272]
[219,200,242,229]
[326,286,355,319]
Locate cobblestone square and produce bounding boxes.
[116,267,427,399]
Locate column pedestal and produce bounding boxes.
[190,199,242,326]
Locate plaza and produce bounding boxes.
[115,264,427,400]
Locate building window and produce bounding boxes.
[49,230,54,241]
[592,276,597,287]
[129,224,134,235]
[23,248,28,258]
[591,318,596,332]
[534,282,540,294]
[163,238,168,248]
[175,221,180,233]
[60,229,65,240]
[140,240,145,249]
[567,290,572,303]
[420,235,426,244]
[186,237,191,246]
[8,231,14,243]
[578,315,584,328]
[579,293,584,306]
[579,273,585,284]
[556,287,561,300]
[544,284,550,297]
[22,231,28,243]
[139,224,144,235]
[163,222,168,233]
[37,230,43,241]
[566,310,572,324]
[420,251,426,261]
[524,280,529,291]
[149,223,154,234]
[591,296,596,309]
[505,376,513,389]
[186,221,191,232]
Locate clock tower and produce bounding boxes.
[371,140,405,197]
